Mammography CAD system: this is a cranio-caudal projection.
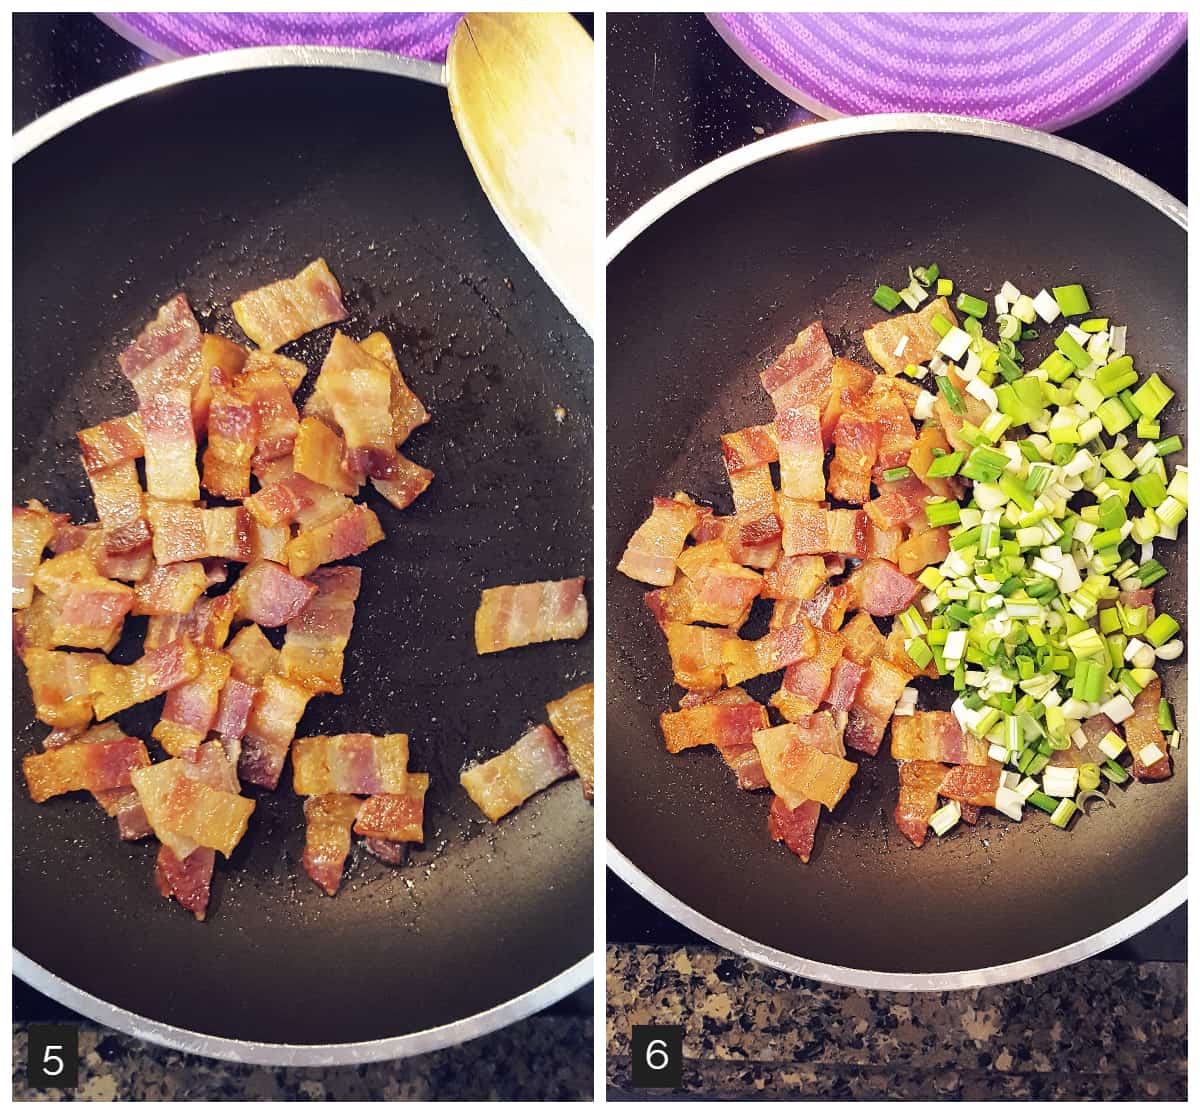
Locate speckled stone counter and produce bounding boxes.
[12,1011,592,1101]
[606,946,1185,1100]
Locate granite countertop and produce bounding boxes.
[606,946,1185,1100]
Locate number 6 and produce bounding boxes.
[645,1037,669,1071]
[42,1045,64,1077]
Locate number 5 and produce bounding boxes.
[645,1038,669,1071]
[42,1044,64,1078]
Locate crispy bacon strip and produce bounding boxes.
[618,496,704,586]
[302,794,363,896]
[354,775,429,842]
[147,502,252,565]
[118,293,203,403]
[546,682,595,800]
[292,416,361,496]
[247,520,289,565]
[238,362,302,465]
[244,471,351,530]
[155,846,216,921]
[890,711,990,766]
[761,555,826,602]
[894,760,949,848]
[292,733,410,796]
[23,735,150,803]
[692,512,781,570]
[938,761,1002,806]
[863,297,957,377]
[725,462,781,546]
[13,501,69,609]
[839,612,886,666]
[153,650,233,756]
[1127,679,1172,781]
[359,331,430,445]
[90,639,201,720]
[34,550,134,651]
[474,577,588,654]
[201,377,260,499]
[845,558,921,617]
[460,724,572,821]
[827,410,881,505]
[287,503,384,578]
[87,460,151,553]
[771,630,845,721]
[131,561,208,616]
[686,688,771,789]
[644,577,701,628]
[23,648,105,727]
[752,719,857,810]
[769,796,822,863]
[685,561,761,627]
[821,358,875,443]
[232,258,348,352]
[242,348,307,394]
[779,500,868,559]
[371,454,434,511]
[774,405,825,502]
[664,622,736,693]
[279,565,360,695]
[233,560,317,627]
[895,528,951,576]
[193,335,249,432]
[213,624,278,741]
[132,756,254,858]
[238,674,312,789]
[145,593,237,651]
[780,582,852,633]
[140,395,200,502]
[720,424,778,471]
[844,658,910,755]
[659,700,769,755]
[77,413,144,474]
[51,522,153,583]
[866,378,917,473]
[824,657,866,712]
[722,619,817,686]
[760,322,834,412]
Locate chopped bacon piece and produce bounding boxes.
[212,624,278,741]
[663,623,735,693]
[721,424,779,471]
[33,550,134,651]
[193,334,250,432]
[460,724,572,821]
[774,405,825,502]
[90,639,201,720]
[824,657,866,712]
[372,454,434,510]
[153,649,233,756]
[960,803,981,825]
[845,558,921,617]
[239,361,301,465]
[354,775,429,842]
[771,630,845,720]
[890,711,990,766]
[839,612,886,666]
[677,688,768,788]
[155,846,216,920]
[22,735,150,802]
[140,394,200,502]
[247,521,289,564]
[244,471,351,529]
[1127,679,1171,780]
[760,322,834,411]
[474,576,588,654]
[863,297,957,377]
[844,658,910,755]
[783,582,852,632]
[644,578,700,628]
[119,293,203,401]
[23,648,105,727]
[685,561,761,627]
[238,674,312,789]
[13,501,70,609]
[301,794,363,896]
[894,760,949,848]
[895,528,951,576]
[77,413,144,474]
[779,500,868,558]
[145,593,237,651]
[938,761,1002,806]
[826,411,880,504]
[752,719,857,810]
[292,733,410,796]
[867,523,903,562]
[907,426,963,500]
[132,757,255,858]
[769,796,822,863]
[358,331,430,445]
[201,378,260,499]
[287,503,384,578]
[659,700,769,754]
[87,460,150,553]
[725,463,781,546]
[234,560,317,627]
[147,502,252,565]
[692,511,781,569]
[241,348,307,394]
[293,416,361,496]
[865,378,918,472]
[865,487,923,531]
[761,555,827,602]
[131,561,208,616]
[820,358,876,443]
[722,619,817,686]
[51,523,154,583]
[232,259,347,352]
[546,682,595,800]
[279,565,360,695]
[363,837,407,864]
[1117,587,1156,616]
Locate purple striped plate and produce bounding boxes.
[709,12,1186,131]
[97,12,462,63]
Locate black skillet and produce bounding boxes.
[13,48,592,1062]
[607,116,1186,989]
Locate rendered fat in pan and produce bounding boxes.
[606,116,1185,990]
[13,48,592,1063]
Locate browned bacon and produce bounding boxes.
[824,657,866,712]
[724,459,781,546]
[239,361,302,466]
[760,322,834,412]
[292,733,411,796]
[894,760,949,847]
[722,619,817,686]
[33,549,134,651]
[776,405,825,502]
[86,460,151,554]
[1127,678,1171,780]
[238,674,312,789]
[839,611,886,665]
[201,377,260,499]
[279,565,360,695]
[826,410,880,505]
[752,718,857,810]
[153,649,233,756]
[131,561,208,616]
[769,796,821,863]
[155,846,216,921]
[659,699,769,754]
[132,752,254,859]
[844,658,909,755]
[147,502,252,565]
[664,622,736,693]
[213,624,278,741]
[845,558,921,616]
[287,503,384,578]
[779,500,869,559]
[302,794,363,896]
[865,378,918,473]
[23,735,150,802]
[77,413,144,474]
[895,528,951,576]
[938,761,1002,806]
[821,358,876,443]
[371,454,434,511]
[891,711,989,766]
[770,630,845,720]
[720,424,778,472]
[292,416,361,496]
[23,648,106,727]
[460,724,573,821]
[782,582,852,633]
[140,395,200,502]
[118,294,204,403]
[145,593,237,651]
[354,776,429,843]
[618,496,705,586]
[232,258,348,352]
[90,639,201,720]
[13,501,68,609]
[244,471,351,529]
[233,560,317,628]
[546,682,595,800]
[474,577,588,654]
[761,554,826,602]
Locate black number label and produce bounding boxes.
[27,1024,79,1089]
[631,1024,683,1088]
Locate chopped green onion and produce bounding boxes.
[882,466,912,481]
[930,313,953,338]
[925,451,963,478]
[1049,798,1077,829]
[1145,614,1180,647]
[1054,330,1090,370]
[925,500,961,528]
[1129,374,1174,419]
[1102,759,1130,784]
[1156,435,1183,457]
[935,375,964,415]
[1027,789,1058,815]
[873,284,903,312]
[936,277,953,297]
[955,292,988,318]
[1052,284,1091,316]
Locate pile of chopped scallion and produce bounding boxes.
[874,267,1184,834]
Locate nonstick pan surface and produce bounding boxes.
[13,50,592,1062]
[607,117,1185,989]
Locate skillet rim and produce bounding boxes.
[13,43,592,1066]
[605,112,1187,991]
